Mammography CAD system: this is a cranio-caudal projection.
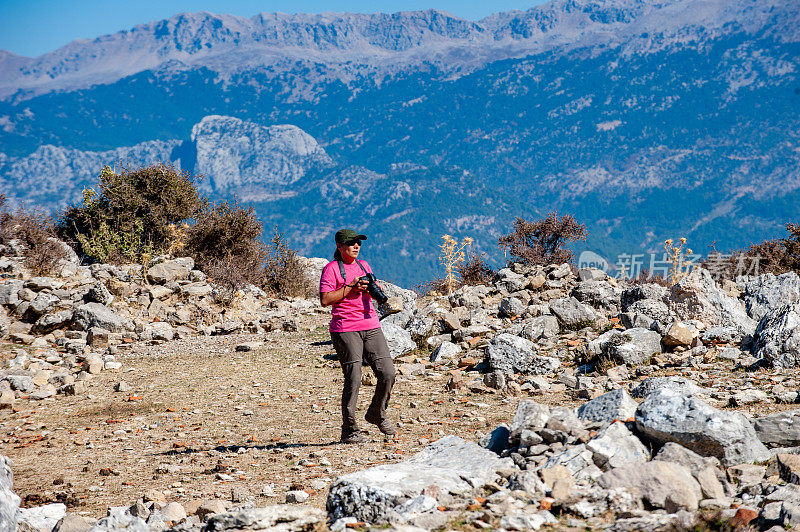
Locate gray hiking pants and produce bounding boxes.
[331,328,396,432]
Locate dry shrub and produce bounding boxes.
[459,252,494,286]
[627,268,670,288]
[414,277,449,297]
[58,164,200,263]
[185,199,267,297]
[702,224,800,280]
[262,228,316,298]
[498,212,587,267]
[0,194,66,275]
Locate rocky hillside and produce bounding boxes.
[1,0,799,285]
[2,230,800,530]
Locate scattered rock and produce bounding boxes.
[635,388,771,466]
[381,323,416,359]
[752,303,800,368]
[743,272,800,322]
[204,505,325,531]
[327,435,510,523]
[72,303,133,333]
[576,389,638,424]
[586,422,650,470]
[754,409,800,447]
[665,268,757,335]
[599,461,701,511]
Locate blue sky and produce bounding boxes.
[0,0,548,58]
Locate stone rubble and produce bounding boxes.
[4,240,800,530]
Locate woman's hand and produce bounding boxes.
[319,277,369,306]
[352,277,370,292]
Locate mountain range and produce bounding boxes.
[1,0,799,285]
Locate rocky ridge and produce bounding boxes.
[2,237,800,530]
[1,0,796,100]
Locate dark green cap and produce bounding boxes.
[335,228,367,244]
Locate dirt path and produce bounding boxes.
[0,317,532,519]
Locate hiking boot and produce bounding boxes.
[340,430,365,444]
[365,411,397,436]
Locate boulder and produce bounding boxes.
[542,445,601,482]
[72,303,133,333]
[754,409,800,447]
[662,321,698,348]
[621,284,668,311]
[25,293,60,318]
[751,303,800,368]
[85,282,113,306]
[630,376,705,399]
[53,514,95,532]
[25,277,62,291]
[89,508,149,532]
[605,328,662,366]
[146,260,190,284]
[32,310,73,334]
[635,388,771,466]
[0,455,20,532]
[599,461,701,511]
[625,299,671,328]
[381,323,415,358]
[653,443,726,500]
[653,442,721,475]
[485,333,559,375]
[181,283,212,297]
[429,341,461,363]
[17,503,67,532]
[578,268,607,282]
[143,322,174,341]
[485,333,536,374]
[576,389,638,424]
[519,315,559,342]
[743,272,800,322]
[205,505,325,531]
[327,435,510,523]
[499,297,525,318]
[777,454,800,484]
[587,421,650,470]
[664,268,757,335]
[0,280,23,306]
[701,326,743,346]
[528,355,560,374]
[549,297,601,329]
[508,400,551,439]
[571,281,621,311]
[495,268,526,292]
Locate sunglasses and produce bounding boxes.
[344,240,362,246]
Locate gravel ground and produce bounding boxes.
[0,314,537,519]
[2,312,796,524]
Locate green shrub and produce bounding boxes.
[58,164,200,263]
[498,212,587,267]
[185,199,267,298]
[0,194,66,275]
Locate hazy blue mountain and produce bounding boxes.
[1,0,798,285]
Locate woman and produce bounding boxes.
[319,228,396,444]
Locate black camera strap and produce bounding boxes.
[337,258,369,285]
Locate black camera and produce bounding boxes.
[359,273,388,304]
